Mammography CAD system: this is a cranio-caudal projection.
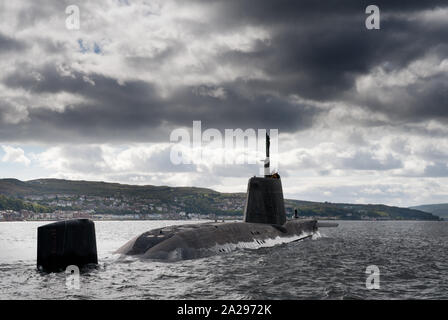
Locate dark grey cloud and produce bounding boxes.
[178,0,448,127]
[424,162,448,177]
[353,73,448,123]
[187,0,447,27]
[1,63,318,143]
[1,0,447,144]
[339,151,403,171]
[0,33,27,53]
[14,0,73,31]
[125,40,185,71]
[418,146,448,162]
[208,0,448,106]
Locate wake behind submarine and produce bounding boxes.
[116,133,334,261]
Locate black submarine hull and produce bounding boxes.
[117,135,326,261]
[116,219,317,260]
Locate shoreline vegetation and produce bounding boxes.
[0,178,442,222]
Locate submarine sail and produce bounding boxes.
[244,131,286,225]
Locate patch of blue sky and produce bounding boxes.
[93,42,102,54]
[78,39,88,53]
[78,39,102,54]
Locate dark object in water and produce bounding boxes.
[37,219,98,272]
[116,219,317,260]
[117,132,326,261]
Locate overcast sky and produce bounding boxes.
[1,0,447,206]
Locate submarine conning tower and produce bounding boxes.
[243,132,286,226]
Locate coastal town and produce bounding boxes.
[0,193,244,221]
[0,209,223,221]
[0,192,337,221]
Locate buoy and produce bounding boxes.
[37,219,98,272]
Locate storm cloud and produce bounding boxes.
[0,0,447,205]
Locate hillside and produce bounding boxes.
[0,195,50,213]
[0,178,440,220]
[410,204,448,219]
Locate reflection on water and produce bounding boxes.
[1,220,448,299]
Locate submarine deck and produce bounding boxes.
[116,219,317,260]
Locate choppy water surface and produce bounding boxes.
[1,220,448,299]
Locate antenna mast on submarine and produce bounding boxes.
[264,131,270,177]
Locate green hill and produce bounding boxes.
[0,178,216,198]
[0,195,51,213]
[410,204,448,219]
[0,178,440,220]
[289,201,439,220]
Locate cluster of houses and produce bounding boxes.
[0,191,265,222]
[23,194,203,214]
[0,207,239,222]
[0,209,92,221]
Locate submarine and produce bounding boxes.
[116,132,324,261]
[36,133,337,270]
